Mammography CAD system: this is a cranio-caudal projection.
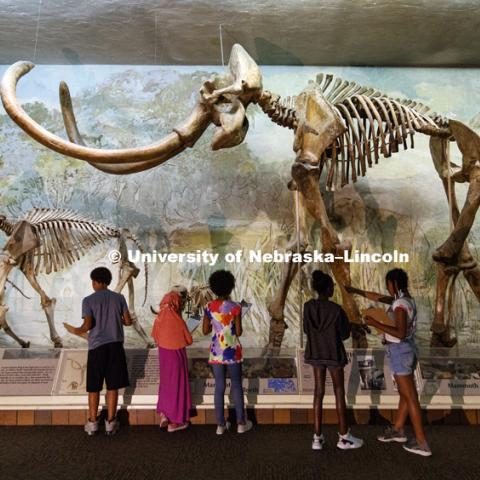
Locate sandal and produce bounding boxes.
[158,412,168,428]
[167,422,189,433]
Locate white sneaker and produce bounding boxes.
[105,418,120,436]
[312,433,325,450]
[216,421,231,435]
[84,419,98,436]
[237,419,253,434]
[337,430,363,450]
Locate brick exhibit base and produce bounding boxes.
[0,408,478,426]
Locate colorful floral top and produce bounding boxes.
[206,299,242,364]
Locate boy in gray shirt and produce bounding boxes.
[64,267,132,436]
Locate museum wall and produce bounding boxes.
[0,64,479,349]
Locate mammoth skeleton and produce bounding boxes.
[0,208,153,348]
[1,44,480,352]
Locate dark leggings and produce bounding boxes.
[211,363,245,425]
[313,365,348,435]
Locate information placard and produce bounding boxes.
[419,356,480,397]
[0,349,60,396]
[189,353,298,395]
[53,349,163,395]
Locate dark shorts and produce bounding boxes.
[87,341,130,392]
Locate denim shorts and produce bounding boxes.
[386,340,417,376]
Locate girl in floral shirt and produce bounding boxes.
[203,270,252,435]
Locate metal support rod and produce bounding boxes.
[219,24,225,67]
[33,0,42,63]
[446,138,454,232]
[295,189,303,349]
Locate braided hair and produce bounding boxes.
[385,268,409,293]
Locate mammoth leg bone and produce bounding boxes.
[21,264,60,347]
[431,264,459,347]
[263,233,308,357]
[429,133,480,346]
[0,302,30,348]
[432,122,480,266]
[112,237,154,348]
[291,163,368,348]
[0,255,29,347]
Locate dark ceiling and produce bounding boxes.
[1,0,479,66]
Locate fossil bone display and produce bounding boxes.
[1,44,479,351]
[0,208,153,348]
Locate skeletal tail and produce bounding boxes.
[6,279,32,299]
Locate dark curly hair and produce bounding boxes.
[311,270,334,296]
[90,267,112,286]
[385,268,408,291]
[208,269,235,297]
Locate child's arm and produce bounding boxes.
[122,310,133,326]
[120,295,132,326]
[63,315,93,338]
[338,308,351,340]
[234,313,242,337]
[344,285,394,305]
[202,312,212,335]
[365,307,408,340]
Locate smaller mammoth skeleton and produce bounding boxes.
[0,208,153,348]
[150,284,215,318]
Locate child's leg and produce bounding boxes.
[329,366,348,435]
[313,366,326,436]
[228,362,245,424]
[88,392,100,422]
[395,374,427,444]
[393,393,408,433]
[212,364,227,425]
[106,389,119,421]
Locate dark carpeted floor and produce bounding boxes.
[0,425,478,480]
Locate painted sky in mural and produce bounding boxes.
[0,64,479,349]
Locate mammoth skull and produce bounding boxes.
[0,44,263,174]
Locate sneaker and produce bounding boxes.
[337,430,364,450]
[105,418,120,436]
[84,418,98,436]
[167,422,189,433]
[237,419,253,434]
[377,425,408,443]
[403,438,432,457]
[312,433,325,451]
[216,421,231,435]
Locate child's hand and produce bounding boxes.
[63,322,76,334]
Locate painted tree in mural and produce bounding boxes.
[1,45,479,352]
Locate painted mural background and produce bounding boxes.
[0,64,479,349]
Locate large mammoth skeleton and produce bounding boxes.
[1,44,480,352]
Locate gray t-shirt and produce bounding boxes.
[82,289,129,350]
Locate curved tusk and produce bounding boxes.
[59,81,186,174]
[1,61,211,166]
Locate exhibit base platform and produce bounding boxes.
[1,406,479,427]
[1,346,479,426]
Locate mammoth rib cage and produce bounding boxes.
[16,208,149,306]
[324,94,447,190]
